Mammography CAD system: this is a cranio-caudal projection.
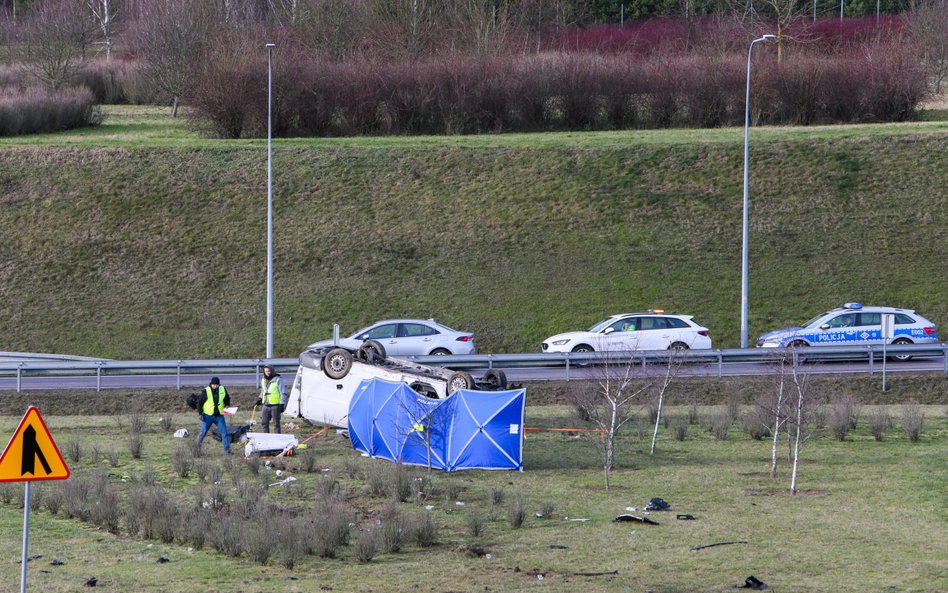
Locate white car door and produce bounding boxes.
[603,318,639,351]
[636,317,671,350]
[361,323,400,355]
[395,323,440,355]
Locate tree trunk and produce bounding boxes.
[171,96,179,117]
[790,389,804,494]
[650,392,663,455]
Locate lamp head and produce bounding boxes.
[762,34,776,41]
[265,43,276,48]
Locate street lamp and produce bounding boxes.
[740,34,775,349]
[266,42,275,359]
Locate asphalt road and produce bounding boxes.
[0,358,943,391]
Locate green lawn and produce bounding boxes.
[0,403,944,593]
[0,106,945,359]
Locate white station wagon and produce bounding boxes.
[541,311,713,353]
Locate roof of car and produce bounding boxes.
[827,304,915,314]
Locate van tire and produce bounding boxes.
[358,340,387,363]
[447,371,475,394]
[323,348,353,379]
[483,369,508,389]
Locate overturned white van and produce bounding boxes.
[283,341,507,428]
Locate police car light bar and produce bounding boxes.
[843,303,863,309]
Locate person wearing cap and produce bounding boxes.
[195,377,231,453]
[258,365,286,433]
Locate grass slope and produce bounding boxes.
[0,107,945,358]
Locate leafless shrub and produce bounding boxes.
[245,455,261,475]
[410,510,440,547]
[276,517,307,569]
[829,399,853,441]
[28,483,44,511]
[354,527,379,563]
[158,415,173,431]
[410,474,432,503]
[127,432,144,459]
[810,404,827,430]
[297,447,318,473]
[89,442,101,465]
[314,471,342,504]
[465,507,485,537]
[206,463,223,486]
[243,518,279,564]
[539,500,556,519]
[210,521,243,557]
[0,484,16,505]
[708,411,731,441]
[193,458,209,482]
[901,401,924,443]
[726,391,742,424]
[342,456,365,480]
[688,403,699,425]
[489,486,505,506]
[126,486,178,541]
[379,501,405,553]
[672,417,689,441]
[127,413,146,434]
[442,479,464,502]
[232,478,265,520]
[176,507,214,549]
[646,400,660,425]
[89,473,121,533]
[43,486,63,515]
[106,446,120,467]
[506,495,527,528]
[868,408,892,441]
[63,438,83,464]
[741,408,772,441]
[305,501,354,557]
[61,476,92,521]
[172,444,193,478]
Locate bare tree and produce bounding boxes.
[649,352,683,455]
[398,391,452,471]
[758,353,793,479]
[907,0,948,95]
[371,0,443,57]
[569,353,649,490]
[728,0,805,61]
[294,0,370,57]
[443,0,516,54]
[86,0,118,60]
[12,0,96,90]
[135,0,215,116]
[785,349,822,494]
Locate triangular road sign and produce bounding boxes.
[0,407,70,482]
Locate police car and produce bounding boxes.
[756,303,938,360]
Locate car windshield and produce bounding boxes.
[801,313,830,328]
[588,317,621,332]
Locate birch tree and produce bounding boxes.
[13,0,95,89]
[569,352,649,490]
[649,351,683,455]
[86,0,117,60]
[786,349,823,494]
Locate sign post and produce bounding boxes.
[0,407,71,593]
[880,314,895,392]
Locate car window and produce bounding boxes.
[364,324,397,339]
[609,319,637,332]
[638,317,668,330]
[398,323,438,338]
[665,318,690,329]
[857,313,881,326]
[825,314,856,328]
[894,314,915,324]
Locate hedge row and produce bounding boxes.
[0,86,101,136]
[190,45,928,138]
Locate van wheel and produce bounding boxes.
[483,369,508,389]
[447,371,475,394]
[323,348,353,379]
[358,340,386,363]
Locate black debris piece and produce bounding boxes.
[574,570,619,577]
[549,544,569,549]
[613,514,659,525]
[17,554,43,564]
[157,556,170,563]
[211,423,251,443]
[645,497,670,511]
[738,576,768,590]
[50,559,65,566]
[85,577,98,587]
[676,514,696,520]
[186,393,200,410]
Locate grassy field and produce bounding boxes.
[0,106,945,359]
[0,401,944,593]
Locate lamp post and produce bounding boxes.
[740,34,775,349]
[266,42,275,359]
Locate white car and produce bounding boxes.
[308,319,476,357]
[541,311,712,353]
[756,303,939,358]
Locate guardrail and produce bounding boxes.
[0,343,944,392]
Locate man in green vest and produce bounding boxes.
[195,377,232,453]
[259,365,286,433]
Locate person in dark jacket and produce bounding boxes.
[195,377,231,453]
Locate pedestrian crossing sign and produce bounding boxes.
[0,407,70,482]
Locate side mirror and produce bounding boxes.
[359,334,369,340]
[603,328,615,335]
[819,324,830,330]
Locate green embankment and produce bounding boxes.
[0,108,945,358]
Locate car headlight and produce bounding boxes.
[551,339,571,345]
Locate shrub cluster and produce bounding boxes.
[0,86,101,136]
[190,42,927,138]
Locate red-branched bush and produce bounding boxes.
[0,86,101,136]
[188,37,927,137]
